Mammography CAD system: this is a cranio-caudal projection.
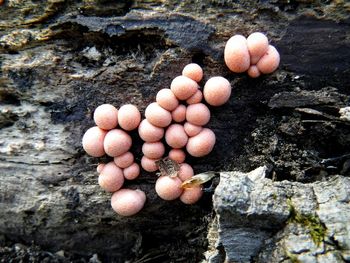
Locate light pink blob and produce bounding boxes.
[184,122,202,137]
[123,163,140,180]
[186,103,210,126]
[247,65,261,78]
[114,151,134,168]
[155,176,183,201]
[256,45,280,74]
[224,35,250,73]
[180,186,203,204]
[165,124,188,149]
[170,76,198,100]
[186,90,203,105]
[156,89,179,111]
[93,104,118,130]
[118,104,141,131]
[111,189,146,216]
[182,63,203,82]
[145,102,172,128]
[98,162,124,192]
[142,142,165,159]
[186,128,216,157]
[103,129,132,157]
[203,76,232,106]
[138,119,164,143]
[96,163,105,173]
[82,126,107,157]
[141,156,159,172]
[178,163,194,182]
[168,149,186,164]
[171,104,186,123]
[247,32,269,65]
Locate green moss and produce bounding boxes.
[287,199,327,246]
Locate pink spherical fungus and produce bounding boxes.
[247,65,261,78]
[171,104,187,123]
[118,104,141,131]
[170,76,198,100]
[156,89,179,111]
[138,119,164,143]
[186,90,203,105]
[145,102,172,128]
[203,76,232,106]
[123,163,140,180]
[180,186,203,205]
[114,151,134,168]
[178,163,194,182]
[82,126,107,157]
[93,104,118,130]
[155,176,183,201]
[103,129,132,157]
[111,189,146,216]
[186,103,211,126]
[247,32,269,65]
[141,156,159,172]
[168,148,186,164]
[182,63,203,82]
[98,162,124,192]
[142,142,165,159]
[184,122,202,137]
[186,128,216,157]
[96,163,105,173]
[224,35,250,73]
[256,45,280,74]
[165,124,188,149]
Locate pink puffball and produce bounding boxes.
[145,102,172,128]
[247,32,269,64]
[186,103,211,126]
[96,163,105,173]
[186,128,216,157]
[156,89,179,111]
[186,90,203,105]
[247,65,261,78]
[123,163,140,180]
[82,126,107,157]
[170,76,198,100]
[141,156,159,172]
[182,63,203,82]
[203,76,232,106]
[256,45,280,74]
[180,186,203,204]
[118,104,141,131]
[171,104,186,123]
[155,176,183,201]
[168,148,186,164]
[114,151,134,168]
[103,129,132,157]
[138,119,164,143]
[98,162,124,192]
[178,163,194,181]
[142,142,165,159]
[184,122,202,137]
[224,35,250,73]
[93,104,118,130]
[165,124,188,149]
[111,189,146,216]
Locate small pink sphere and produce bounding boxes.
[103,129,132,157]
[142,142,165,159]
[170,76,198,100]
[247,32,269,65]
[186,128,216,157]
[247,65,261,78]
[155,176,183,201]
[180,186,203,204]
[93,104,118,130]
[141,156,159,172]
[82,126,107,157]
[156,89,179,111]
[182,63,203,82]
[138,119,164,143]
[186,90,203,105]
[118,104,141,131]
[256,45,280,74]
[123,163,140,180]
[171,104,186,123]
[114,151,134,168]
[96,163,105,173]
[145,102,172,128]
[98,162,124,192]
[111,189,146,216]
[203,76,232,106]
[224,35,250,73]
[168,149,186,164]
[186,103,210,126]
[178,163,194,181]
[165,124,188,149]
[184,122,202,137]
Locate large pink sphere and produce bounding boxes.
[224,35,250,73]
[247,32,269,65]
[103,129,132,157]
[171,104,187,123]
[123,163,140,180]
[203,76,232,106]
[184,122,202,137]
[186,103,210,126]
[186,128,216,157]
[114,151,134,168]
[165,124,188,149]
[168,149,186,164]
[145,102,172,128]
[93,104,118,130]
[178,163,194,182]
[142,142,165,159]
[186,90,203,105]
[141,156,159,172]
[82,126,107,157]
[138,119,164,143]
[111,189,146,216]
[182,63,203,82]
[118,104,141,131]
[156,89,179,111]
[155,176,183,201]
[180,186,203,204]
[256,45,280,74]
[98,162,124,192]
[170,76,198,100]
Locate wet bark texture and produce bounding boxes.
[0,0,349,262]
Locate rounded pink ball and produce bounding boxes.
[182,63,203,82]
[165,124,188,149]
[138,119,164,143]
[247,65,261,78]
[168,149,186,164]
[203,76,232,106]
[180,186,203,204]
[178,163,194,182]
[247,32,269,65]
[256,45,280,74]
[171,104,186,123]
[103,129,132,157]
[186,103,210,126]
[170,76,198,100]
[118,104,141,131]
[96,163,105,173]
[186,128,216,157]
[184,122,202,137]
[142,142,165,159]
[114,151,134,168]
[224,35,250,73]
[145,102,172,128]
[141,156,159,172]
[123,163,140,180]
[93,104,118,130]
[111,189,146,216]
[155,176,183,201]
[186,90,203,105]
[156,89,179,111]
[82,126,107,157]
[98,162,124,192]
